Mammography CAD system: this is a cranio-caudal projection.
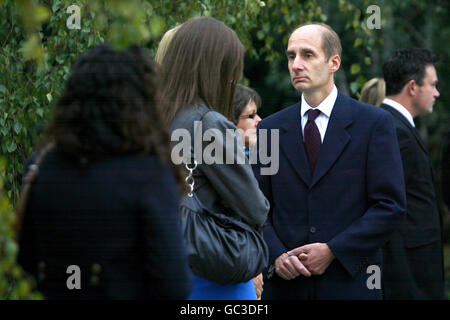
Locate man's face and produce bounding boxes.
[286,26,337,94]
[413,64,439,116]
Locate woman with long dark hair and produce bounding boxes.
[17,44,192,299]
[160,17,270,300]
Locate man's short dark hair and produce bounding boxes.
[383,48,439,96]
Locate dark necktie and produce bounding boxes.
[304,109,321,175]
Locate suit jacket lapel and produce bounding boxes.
[311,92,352,188]
[380,104,428,155]
[411,127,429,155]
[280,102,312,186]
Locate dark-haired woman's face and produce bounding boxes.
[237,100,261,147]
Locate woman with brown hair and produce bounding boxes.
[160,17,269,300]
[17,44,192,299]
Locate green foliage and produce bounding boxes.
[0,158,42,299]
[0,0,261,206]
[0,0,369,205]
[0,0,273,299]
[0,2,383,299]
[1,0,448,299]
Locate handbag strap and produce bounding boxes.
[184,109,212,197]
[14,143,54,241]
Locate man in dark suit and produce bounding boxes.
[253,23,406,299]
[442,130,450,209]
[380,48,445,299]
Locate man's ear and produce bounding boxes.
[405,79,417,97]
[329,54,341,73]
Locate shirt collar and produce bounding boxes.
[300,85,338,118]
[382,98,415,127]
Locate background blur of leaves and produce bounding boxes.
[0,0,448,299]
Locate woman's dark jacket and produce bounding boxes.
[18,149,192,299]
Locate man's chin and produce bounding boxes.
[419,107,434,116]
[293,83,308,92]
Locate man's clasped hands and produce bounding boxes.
[274,242,336,280]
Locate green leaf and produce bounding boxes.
[0,85,6,94]
[149,17,164,37]
[1,126,9,136]
[350,63,360,75]
[55,56,64,64]
[46,93,52,102]
[7,142,16,153]
[257,30,264,40]
[357,75,367,86]
[20,34,44,62]
[88,35,95,47]
[350,81,359,94]
[34,5,52,24]
[13,122,22,134]
[353,38,363,48]
[52,0,61,13]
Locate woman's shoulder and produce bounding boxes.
[172,103,236,134]
[108,153,174,177]
[45,151,175,183]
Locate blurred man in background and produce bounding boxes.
[381,48,445,299]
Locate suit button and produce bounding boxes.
[310,226,316,233]
[37,261,46,282]
[38,272,46,282]
[38,261,46,271]
[90,264,101,286]
[90,276,100,286]
[91,264,102,274]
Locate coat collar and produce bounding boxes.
[380,103,428,155]
[280,90,353,187]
